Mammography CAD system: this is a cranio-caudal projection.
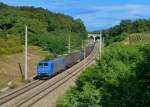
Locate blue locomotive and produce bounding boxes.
[37,57,65,78]
[36,45,94,79]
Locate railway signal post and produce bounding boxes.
[25,26,28,81]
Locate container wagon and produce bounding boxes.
[64,52,80,68]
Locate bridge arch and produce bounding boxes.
[88,33,102,42]
[95,36,100,41]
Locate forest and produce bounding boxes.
[93,19,150,45]
[0,3,87,55]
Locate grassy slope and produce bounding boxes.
[0,45,51,90]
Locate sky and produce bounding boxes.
[0,0,150,31]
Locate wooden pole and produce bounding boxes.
[18,63,24,80]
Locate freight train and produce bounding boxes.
[36,44,94,79]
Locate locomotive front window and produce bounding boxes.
[39,63,43,67]
[44,63,48,67]
[39,63,48,67]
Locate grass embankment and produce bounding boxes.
[57,43,150,107]
[0,36,53,90]
[0,35,23,55]
[129,33,150,44]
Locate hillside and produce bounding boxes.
[92,19,150,45]
[0,2,88,91]
[0,3,87,54]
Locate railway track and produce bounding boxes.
[0,43,98,107]
[0,80,45,105]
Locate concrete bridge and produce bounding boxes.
[88,33,102,42]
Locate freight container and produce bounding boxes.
[64,52,80,68]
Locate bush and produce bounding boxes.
[106,33,128,45]
[57,43,150,107]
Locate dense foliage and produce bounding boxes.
[93,19,150,45]
[57,43,150,107]
[0,3,87,54]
